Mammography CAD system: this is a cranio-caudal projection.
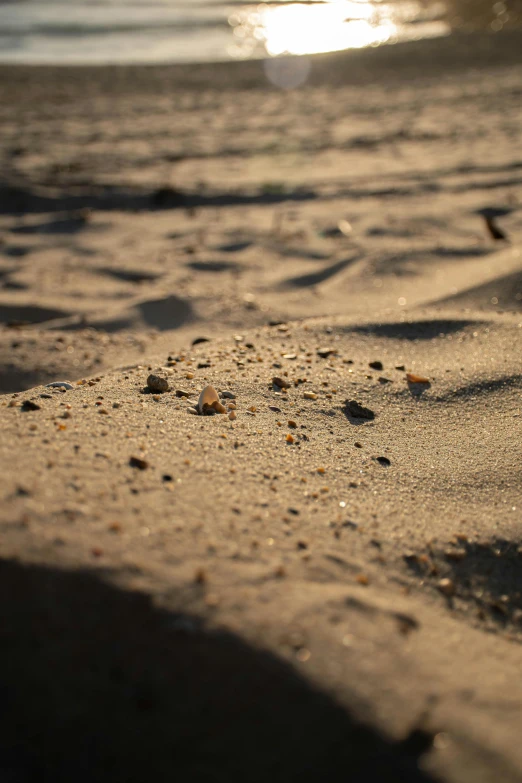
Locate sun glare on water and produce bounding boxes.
[228,0,447,59]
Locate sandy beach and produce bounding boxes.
[1,30,522,781]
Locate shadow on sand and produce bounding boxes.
[0,559,440,783]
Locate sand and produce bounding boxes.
[1,30,522,782]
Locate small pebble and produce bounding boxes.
[303,392,317,400]
[175,389,191,398]
[273,376,291,389]
[288,420,297,428]
[438,578,455,597]
[129,456,149,470]
[317,347,336,358]
[269,406,282,413]
[444,548,467,561]
[345,400,375,420]
[147,374,169,393]
[221,390,236,399]
[22,400,41,411]
[369,361,383,371]
[228,411,237,421]
[286,433,294,444]
[45,381,74,390]
[406,373,430,384]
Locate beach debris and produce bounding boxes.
[317,347,336,359]
[283,353,297,360]
[438,578,455,597]
[406,373,430,384]
[375,456,391,467]
[484,215,508,241]
[345,400,375,420]
[21,400,41,411]
[45,381,74,390]
[369,361,383,371]
[129,456,149,470]
[147,374,169,393]
[303,392,317,400]
[198,385,227,415]
[175,389,191,398]
[192,336,210,346]
[273,376,291,389]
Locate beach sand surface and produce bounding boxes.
[1,32,522,782]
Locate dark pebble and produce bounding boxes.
[129,456,149,470]
[22,400,41,411]
[345,400,375,420]
[317,347,336,358]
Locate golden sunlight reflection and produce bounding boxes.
[228,1,448,59]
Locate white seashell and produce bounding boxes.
[198,385,226,415]
[46,381,74,390]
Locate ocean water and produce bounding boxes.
[0,0,452,64]
[0,0,516,65]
